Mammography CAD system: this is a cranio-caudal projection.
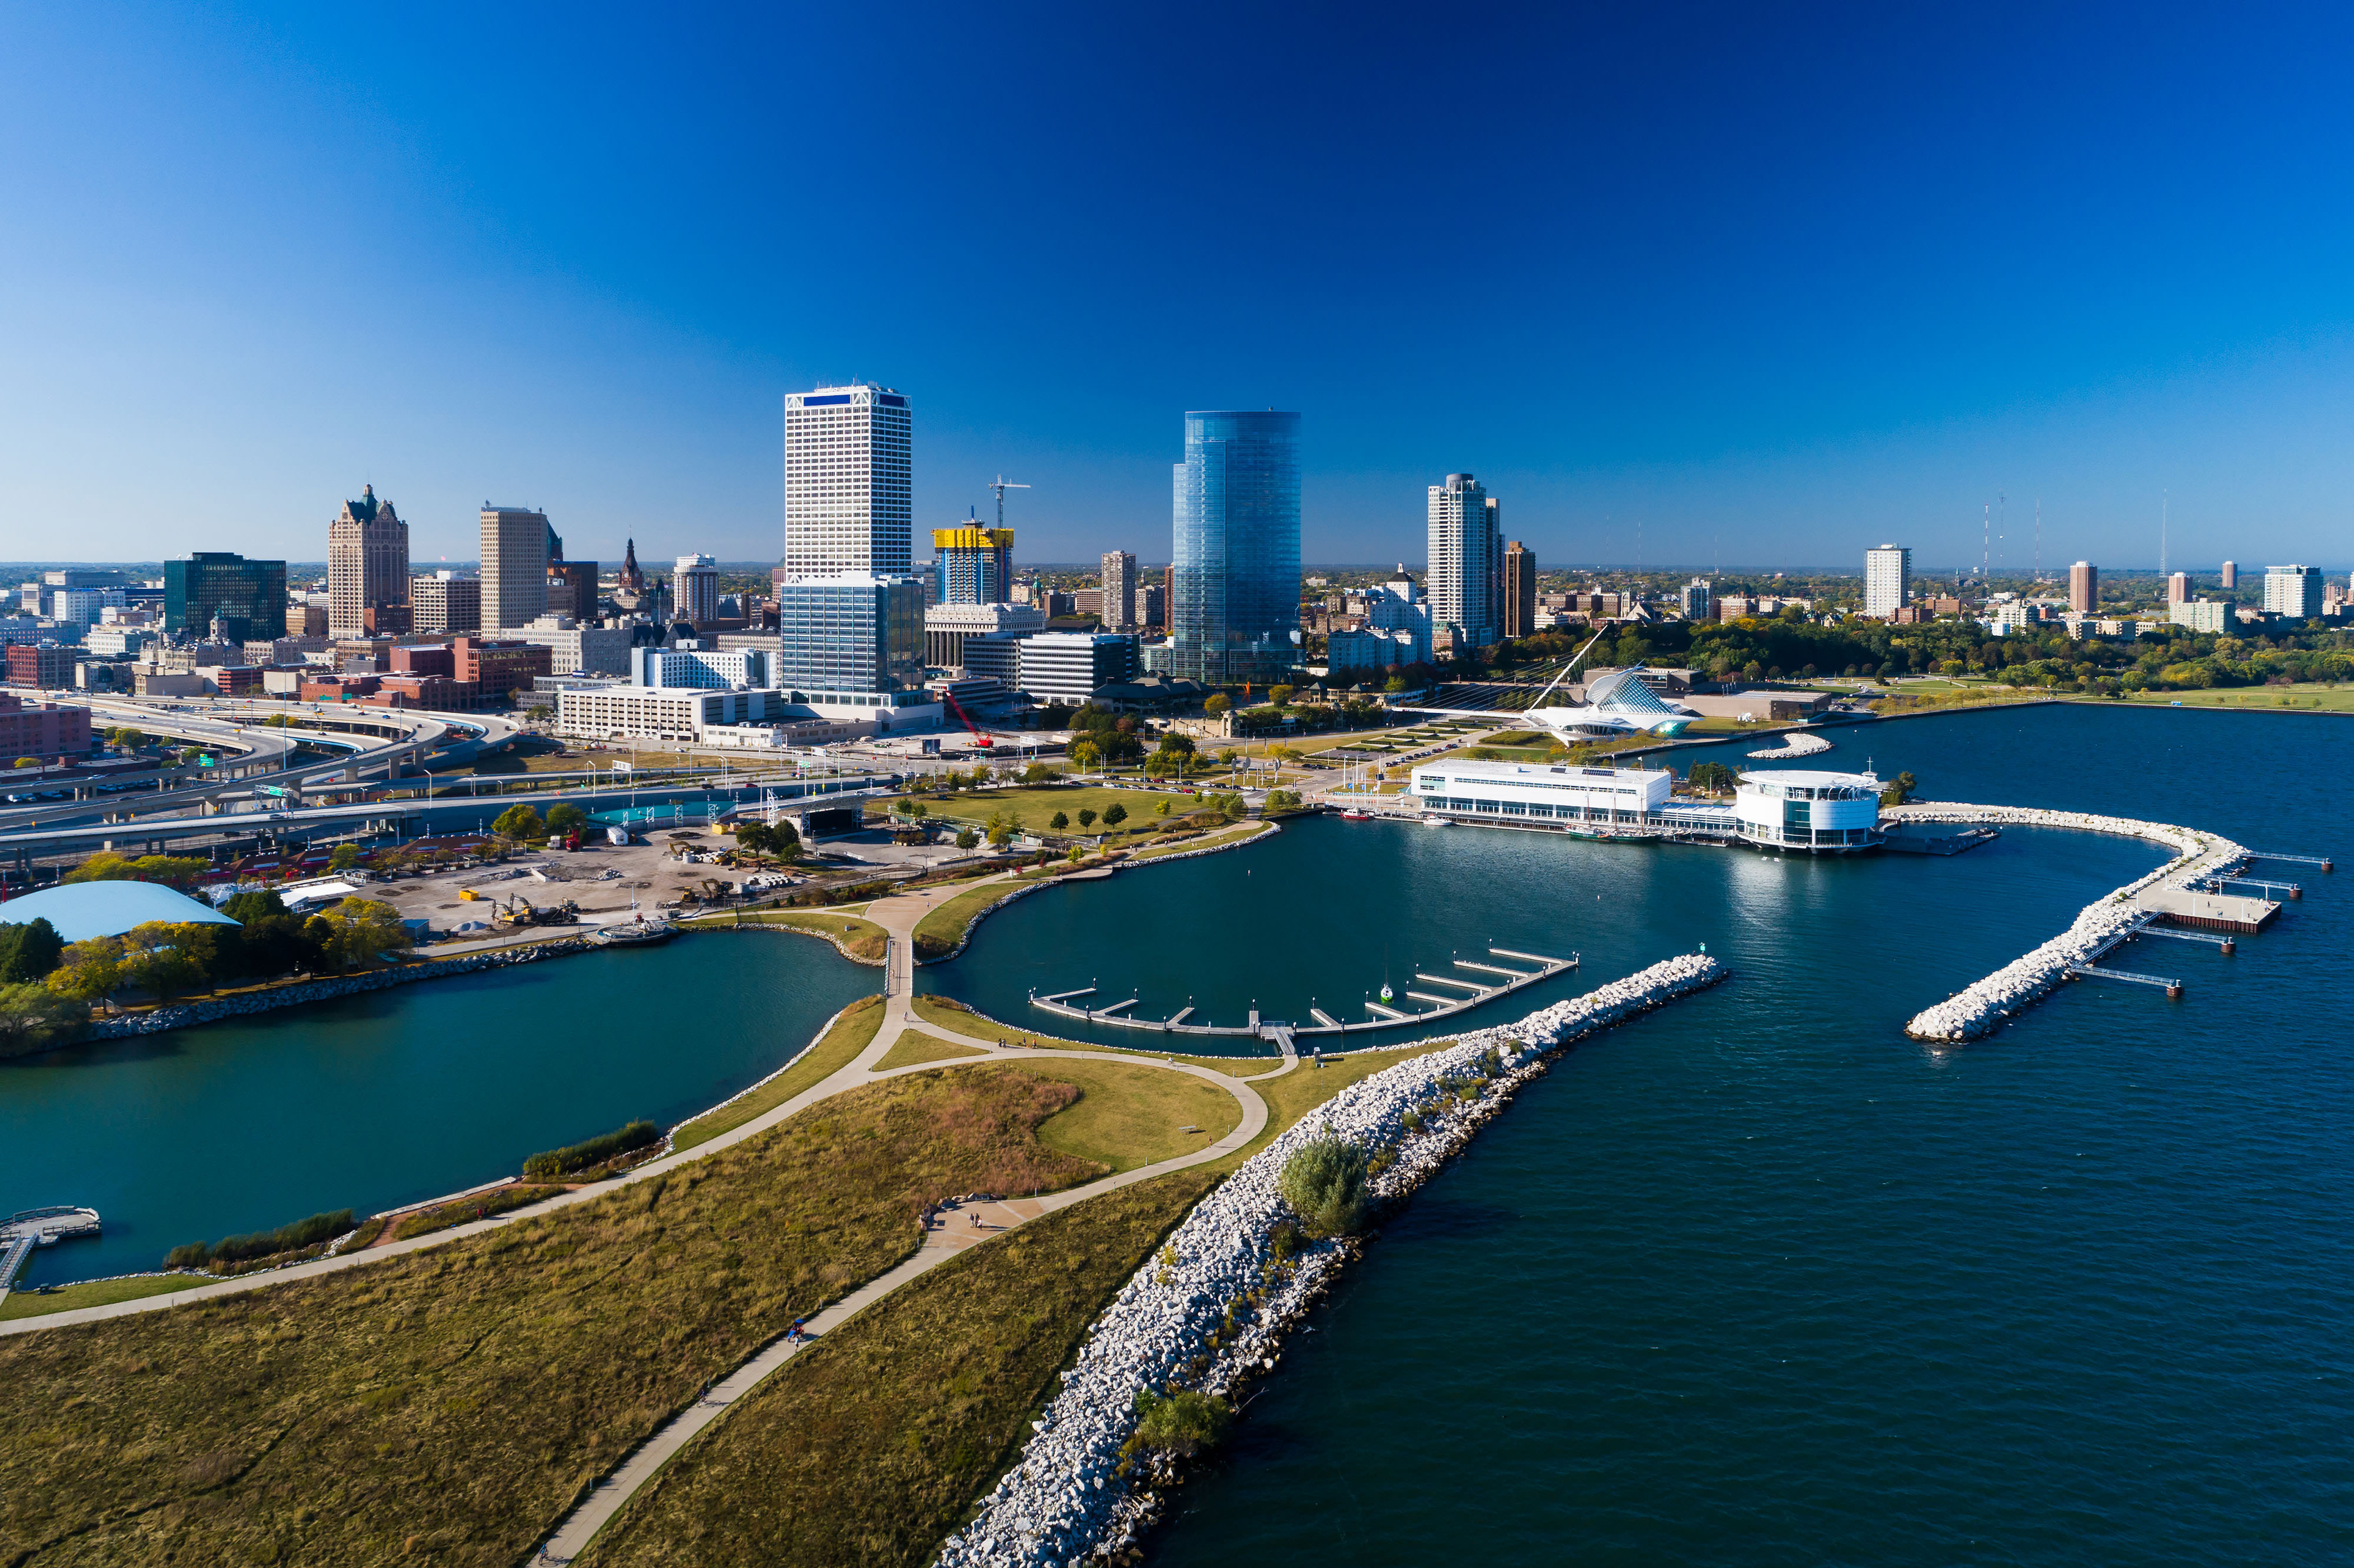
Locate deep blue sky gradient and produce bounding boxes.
[4,2,2352,572]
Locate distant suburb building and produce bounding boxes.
[2264,564,2324,620]
[1864,545,1910,619]
[2068,561,2099,614]
[2169,599,2233,634]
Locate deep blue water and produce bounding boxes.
[936,704,2354,1566]
[2,935,870,1283]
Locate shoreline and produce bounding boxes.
[937,954,1727,1568]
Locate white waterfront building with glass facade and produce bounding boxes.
[1730,770,1883,851]
[1411,758,1884,853]
[1411,760,1674,827]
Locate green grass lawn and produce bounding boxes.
[875,1034,989,1070]
[0,1273,204,1323]
[994,1058,1242,1172]
[1125,821,1266,861]
[911,877,1017,960]
[903,784,1194,839]
[684,908,888,961]
[671,996,885,1151]
[2102,683,2354,712]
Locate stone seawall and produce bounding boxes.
[1886,803,2246,1043]
[75,938,599,1042]
[936,953,1726,1568]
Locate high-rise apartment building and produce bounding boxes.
[931,527,1016,604]
[1501,541,1537,638]
[1167,410,1301,686]
[2220,560,2237,590]
[327,484,409,638]
[2264,565,2324,620]
[674,555,720,625]
[480,506,550,631]
[2069,561,2099,614]
[2167,571,2192,605]
[1680,578,1713,621]
[1140,582,1167,630]
[1427,474,1498,647]
[410,571,483,635]
[783,384,912,578]
[165,552,287,642]
[1864,545,1911,618]
[1100,550,1138,631]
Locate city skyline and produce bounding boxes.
[8,9,2354,568]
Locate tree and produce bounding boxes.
[1268,684,1296,707]
[491,803,546,843]
[1021,762,1055,785]
[986,810,1017,847]
[1129,1387,1232,1459]
[220,889,314,978]
[1078,808,1098,829]
[1203,694,1232,716]
[1066,845,1083,865]
[11,757,37,770]
[1102,801,1128,828]
[1155,732,1196,757]
[1879,770,1919,806]
[955,827,980,850]
[46,936,126,1012]
[328,844,361,872]
[1279,1136,1368,1236]
[1153,798,1172,817]
[545,803,587,835]
[0,981,85,1053]
[1049,810,1069,830]
[120,921,218,1000]
[1068,739,1101,773]
[62,851,207,888]
[316,897,410,969]
[0,918,65,983]
[1383,675,1408,694]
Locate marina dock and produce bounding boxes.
[0,1207,102,1308]
[1029,947,1580,1040]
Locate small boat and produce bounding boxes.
[1379,983,1394,1003]
[1339,808,1374,821]
[1421,814,1451,827]
[597,918,675,947]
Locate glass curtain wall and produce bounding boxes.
[1169,410,1301,687]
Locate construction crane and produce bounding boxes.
[939,686,995,748]
[988,475,1029,530]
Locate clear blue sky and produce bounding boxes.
[4,2,2351,575]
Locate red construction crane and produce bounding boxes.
[939,687,995,747]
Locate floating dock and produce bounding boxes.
[1029,947,1579,1039]
[0,1206,102,1308]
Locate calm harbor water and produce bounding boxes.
[1099,704,2352,1567]
[1,934,870,1284]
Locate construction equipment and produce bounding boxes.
[988,475,1029,530]
[940,687,995,748]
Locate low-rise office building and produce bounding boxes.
[1018,631,1138,704]
[0,691,93,758]
[632,643,770,690]
[556,685,786,743]
[1411,759,1673,826]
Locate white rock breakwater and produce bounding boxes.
[1887,803,2246,1043]
[935,953,1725,1568]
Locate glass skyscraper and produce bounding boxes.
[1168,410,1301,687]
[165,551,287,642]
[774,572,925,700]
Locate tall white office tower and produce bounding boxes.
[782,384,913,579]
[327,484,409,638]
[1864,544,1911,618]
[1427,473,1498,647]
[481,505,551,631]
[673,554,720,625]
[1100,550,1138,630]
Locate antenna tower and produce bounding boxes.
[1981,504,1990,583]
[2160,489,2168,577]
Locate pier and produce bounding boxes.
[0,1207,102,1308]
[1028,947,1580,1039]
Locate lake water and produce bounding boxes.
[2,934,870,1283]
[8,701,2348,1561]
[1070,704,2350,1568]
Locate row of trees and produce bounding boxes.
[488,802,589,843]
